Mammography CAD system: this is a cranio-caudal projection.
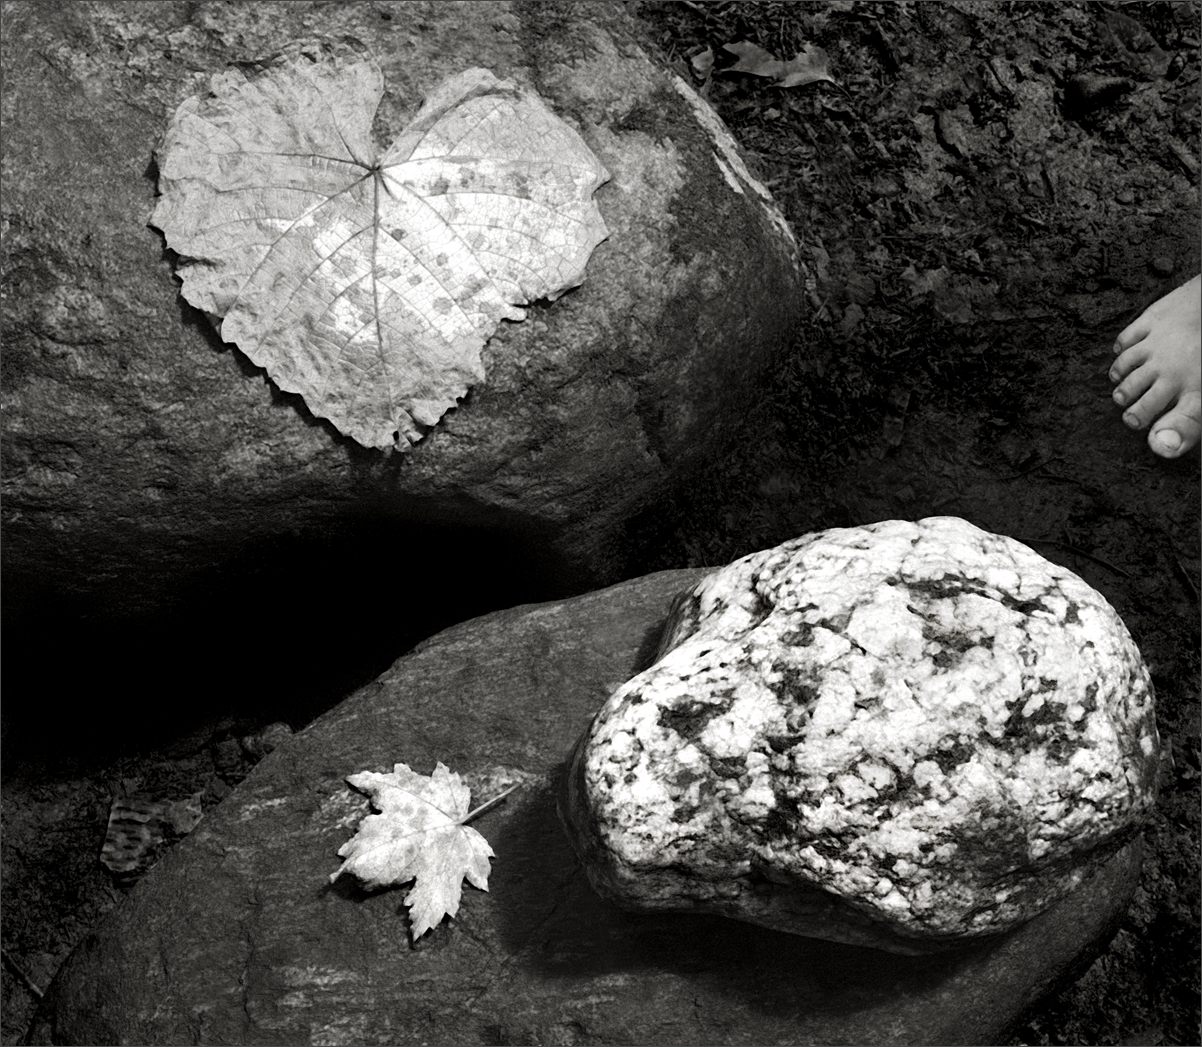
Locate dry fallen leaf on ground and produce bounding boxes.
[330,761,516,938]
[152,44,610,450]
[99,791,204,881]
[722,41,836,89]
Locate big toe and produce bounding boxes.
[1148,393,1202,459]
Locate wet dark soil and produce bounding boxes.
[2,3,1199,1045]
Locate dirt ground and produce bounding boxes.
[2,2,1199,1045]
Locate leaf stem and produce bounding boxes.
[462,783,521,824]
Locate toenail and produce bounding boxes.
[1124,412,1141,429]
[1154,430,1183,452]
[1112,389,1126,406]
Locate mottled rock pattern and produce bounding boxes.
[563,517,1159,952]
[32,569,1144,1046]
[1,0,801,616]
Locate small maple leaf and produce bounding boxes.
[330,762,516,938]
[722,41,836,89]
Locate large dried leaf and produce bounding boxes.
[152,48,610,449]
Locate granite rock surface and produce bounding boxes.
[562,517,1159,953]
[1,0,801,618]
[34,567,1145,1046]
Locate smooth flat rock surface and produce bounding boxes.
[34,569,1143,1047]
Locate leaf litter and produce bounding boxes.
[721,40,837,89]
[99,790,203,883]
[152,43,609,450]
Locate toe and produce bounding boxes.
[1113,365,1160,415]
[1149,427,1182,454]
[1109,342,1150,384]
[1113,314,1152,355]
[1148,392,1202,459]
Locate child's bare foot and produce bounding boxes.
[1110,273,1202,458]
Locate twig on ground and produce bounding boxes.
[1171,554,1199,603]
[1,945,45,1000]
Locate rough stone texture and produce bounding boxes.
[34,569,1145,1047]
[0,0,801,617]
[562,518,1159,954]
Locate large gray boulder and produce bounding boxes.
[34,569,1144,1047]
[0,0,801,616]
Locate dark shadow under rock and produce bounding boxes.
[1,514,562,770]
[30,569,1144,1047]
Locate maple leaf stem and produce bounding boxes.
[462,782,521,824]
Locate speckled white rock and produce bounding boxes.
[560,517,1159,953]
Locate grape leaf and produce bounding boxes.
[329,761,514,938]
[152,46,610,450]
